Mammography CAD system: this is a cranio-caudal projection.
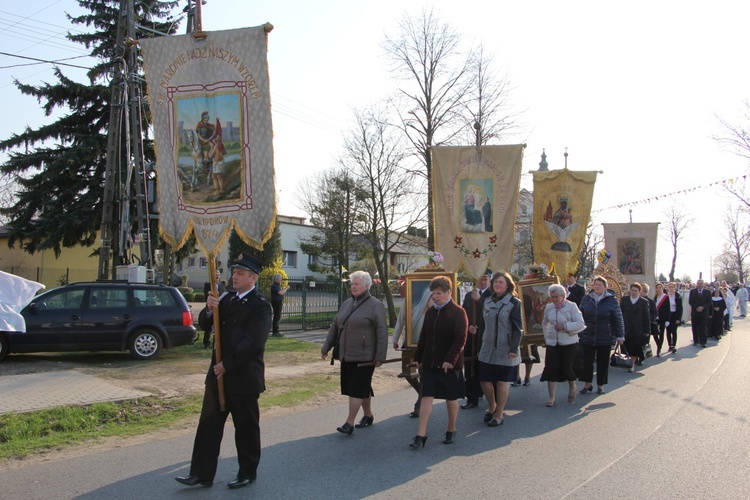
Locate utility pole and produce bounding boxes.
[98,0,152,281]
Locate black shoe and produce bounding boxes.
[228,477,254,489]
[443,431,457,444]
[271,332,284,337]
[510,378,522,387]
[597,387,605,394]
[522,378,531,386]
[460,401,477,409]
[175,475,213,487]
[580,386,593,394]
[354,415,374,428]
[701,344,707,348]
[636,361,643,366]
[487,417,504,427]
[484,411,494,423]
[336,422,354,435]
[409,435,428,449]
[408,411,419,418]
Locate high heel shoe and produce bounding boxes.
[443,431,457,444]
[546,398,556,407]
[354,415,374,428]
[336,422,354,435]
[580,385,593,394]
[409,435,428,449]
[568,393,576,404]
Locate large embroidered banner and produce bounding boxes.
[532,169,598,276]
[431,145,524,280]
[602,222,660,286]
[139,25,275,258]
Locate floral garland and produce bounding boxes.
[453,234,498,259]
[529,263,549,278]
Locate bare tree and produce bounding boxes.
[714,101,750,163]
[343,105,428,325]
[464,44,523,145]
[0,174,16,226]
[296,168,364,276]
[383,8,472,250]
[664,203,694,282]
[722,211,750,283]
[714,246,739,283]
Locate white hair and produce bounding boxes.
[548,284,566,296]
[349,270,372,289]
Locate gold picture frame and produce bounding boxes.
[403,271,458,347]
[518,277,558,345]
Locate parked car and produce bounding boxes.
[0,282,196,361]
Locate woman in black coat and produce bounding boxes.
[709,288,726,341]
[620,283,651,373]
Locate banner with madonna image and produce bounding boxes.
[431,145,525,280]
[532,169,598,276]
[602,222,660,287]
[139,25,276,259]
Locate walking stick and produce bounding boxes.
[470,280,479,377]
[208,259,226,412]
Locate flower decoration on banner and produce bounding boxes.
[597,249,612,263]
[427,251,444,264]
[529,263,549,278]
[453,234,499,259]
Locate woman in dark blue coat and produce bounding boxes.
[578,276,625,394]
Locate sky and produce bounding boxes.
[2,0,750,282]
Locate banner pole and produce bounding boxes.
[208,258,226,412]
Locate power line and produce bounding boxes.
[0,51,90,70]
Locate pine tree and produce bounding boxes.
[0,0,179,256]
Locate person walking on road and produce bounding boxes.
[176,253,272,490]
[689,279,711,348]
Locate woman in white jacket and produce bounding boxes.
[540,284,586,406]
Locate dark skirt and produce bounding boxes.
[420,367,465,401]
[521,344,541,364]
[340,361,375,399]
[478,361,519,384]
[540,343,579,382]
[623,336,644,361]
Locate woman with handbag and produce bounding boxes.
[620,283,651,373]
[540,284,586,406]
[321,271,388,435]
[579,276,625,394]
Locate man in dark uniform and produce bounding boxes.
[688,279,711,348]
[460,268,492,409]
[201,269,226,348]
[176,253,272,490]
[565,273,585,307]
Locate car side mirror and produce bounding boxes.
[28,303,38,313]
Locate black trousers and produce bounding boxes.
[580,344,612,387]
[463,334,483,404]
[691,313,708,346]
[271,300,283,334]
[189,382,261,481]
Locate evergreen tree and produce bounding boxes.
[228,221,282,269]
[0,0,179,256]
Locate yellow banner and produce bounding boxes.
[532,169,598,276]
[432,145,524,280]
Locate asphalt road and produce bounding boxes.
[1,320,749,499]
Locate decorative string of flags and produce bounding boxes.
[593,173,748,213]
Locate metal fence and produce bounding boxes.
[259,277,345,332]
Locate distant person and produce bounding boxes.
[688,279,711,348]
[662,282,683,354]
[565,273,585,307]
[653,283,668,356]
[621,283,651,373]
[201,270,226,349]
[579,276,624,394]
[709,288,727,340]
[460,269,492,410]
[270,274,289,338]
[736,283,748,318]
[640,283,658,363]
[321,271,387,435]
[721,280,734,331]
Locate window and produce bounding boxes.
[282,251,297,268]
[39,289,85,310]
[308,254,318,266]
[90,288,128,309]
[188,257,196,267]
[133,288,177,307]
[199,257,208,268]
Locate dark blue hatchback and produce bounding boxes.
[0,282,196,361]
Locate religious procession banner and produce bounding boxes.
[602,222,660,286]
[532,169,598,276]
[139,25,275,258]
[431,145,524,280]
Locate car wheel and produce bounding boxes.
[0,335,8,362]
[129,329,162,360]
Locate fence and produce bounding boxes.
[259,277,345,332]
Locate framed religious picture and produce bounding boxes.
[518,277,558,345]
[403,271,458,347]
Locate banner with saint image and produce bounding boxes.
[139,25,275,257]
[431,145,525,280]
[602,222,660,286]
[532,169,598,276]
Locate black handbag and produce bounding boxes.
[330,296,370,365]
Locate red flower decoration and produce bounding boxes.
[454,236,462,245]
[489,235,497,244]
[472,249,482,258]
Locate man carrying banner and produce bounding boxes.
[176,253,272,490]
